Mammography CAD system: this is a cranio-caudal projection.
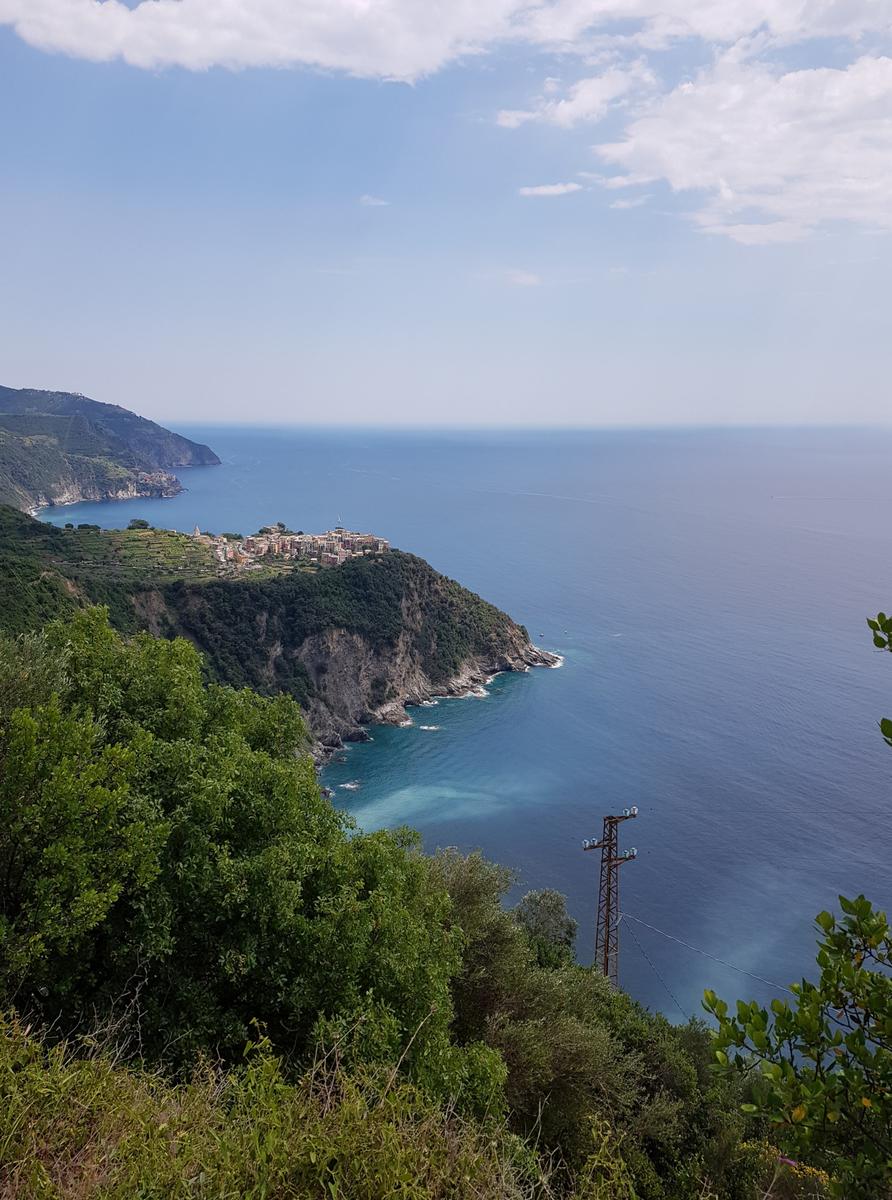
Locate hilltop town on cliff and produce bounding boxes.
[191,522,390,571]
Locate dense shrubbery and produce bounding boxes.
[431,852,760,1197]
[706,897,890,1200]
[0,506,147,633]
[0,610,474,1092]
[0,610,840,1197]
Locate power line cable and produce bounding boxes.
[623,911,691,1021]
[620,911,796,997]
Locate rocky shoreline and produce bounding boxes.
[310,641,561,763]
[121,548,560,769]
[29,470,183,516]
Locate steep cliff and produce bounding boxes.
[0,507,556,750]
[130,551,557,750]
[0,386,219,512]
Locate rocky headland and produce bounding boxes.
[0,384,219,513]
[24,469,184,515]
[0,506,557,760]
[292,623,560,755]
[125,549,559,757]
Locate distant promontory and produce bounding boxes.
[0,506,557,754]
[0,385,219,513]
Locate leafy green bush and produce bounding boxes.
[514,888,578,969]
[0,605,784,1197]
[705,896,891,1199]
[431,851,753,1199]
[0,611,466,1087]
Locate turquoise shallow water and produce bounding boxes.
[42,426,892,1019]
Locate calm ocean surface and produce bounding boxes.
[41,427,891,1019]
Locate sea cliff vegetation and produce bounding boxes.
[1,607,877,1199]
[0,386,218,512]
[0,504,549,746]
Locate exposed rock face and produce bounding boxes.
[294,625,558,753]
[128,550,559,758]
[27,470,182,514]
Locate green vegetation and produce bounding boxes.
[0,507,83,634]
[48,523,218,585]
[0,610,457,1078]
[154,547,524,701]
[0,609,807,1199]
[0,505,218,634]
[705,898,890,1200]
[0,384,218,511]
[0,506,532,714]
[0,1019,558,1200]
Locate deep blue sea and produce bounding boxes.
[41,427,892,1020]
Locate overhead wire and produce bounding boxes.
[622,912,691,1021]
[619,911,797,997]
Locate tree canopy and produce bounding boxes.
[0,605,845,1198]
[0,609,464,1088]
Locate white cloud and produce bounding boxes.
[518,182,583,196]
[5,0,892,80]
[6,0,892,245]
[596,54,892,242]
[610,194,651,209]
[359,194,390,207]
[498,63,655,129]
[505,269,542,286]
[516,1,892,52]
[496,109,536,129]
[0,0,521,79]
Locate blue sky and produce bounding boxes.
[2,2,892,426]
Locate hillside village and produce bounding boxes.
[192,523,390,571]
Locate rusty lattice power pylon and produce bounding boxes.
[582,807,638,986]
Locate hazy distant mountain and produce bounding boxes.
[0,385,219,512]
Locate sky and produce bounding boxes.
[2,2,892,427]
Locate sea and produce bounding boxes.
[40,426,892,1020]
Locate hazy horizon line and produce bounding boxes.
[162,419,892,434]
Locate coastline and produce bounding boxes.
[312,642,561,764]
[29,472,184,519]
